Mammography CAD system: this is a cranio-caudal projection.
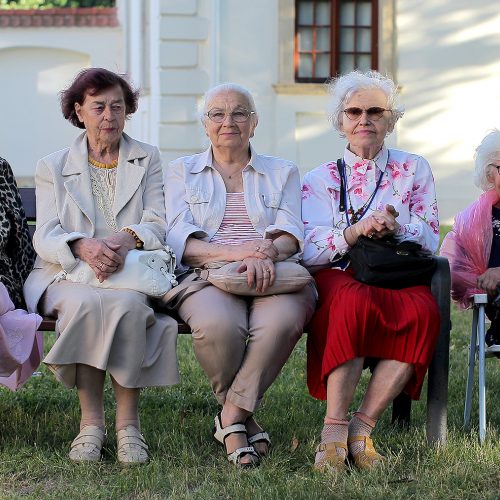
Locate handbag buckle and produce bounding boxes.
[396,250,410,256]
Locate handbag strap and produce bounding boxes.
[159,271,209,307]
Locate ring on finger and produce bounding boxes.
[98,261,105,270]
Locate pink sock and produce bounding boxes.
[348,412,376,456]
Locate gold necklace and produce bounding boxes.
[88,157,118,169]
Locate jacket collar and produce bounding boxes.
[61,131,147,221]
[191,143,264,174]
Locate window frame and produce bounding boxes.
[294,0,379,83]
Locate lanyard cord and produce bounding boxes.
[337,156,387,227]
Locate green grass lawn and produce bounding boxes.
[0,302,499,499]
[1,226,499,498]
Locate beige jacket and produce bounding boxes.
[23,132,166,313]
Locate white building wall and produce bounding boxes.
[2,0,500,221]
[0,26,122,181]
[397,0,500,222]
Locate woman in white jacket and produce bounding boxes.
[164,83,316,468]
[24,68,179,464]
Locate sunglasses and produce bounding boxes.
[343,107,392,121]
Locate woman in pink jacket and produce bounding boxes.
[441,129,500,354]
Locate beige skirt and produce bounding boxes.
[41,280,179,389]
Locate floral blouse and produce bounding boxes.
[301,146,439,268]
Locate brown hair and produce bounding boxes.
[60,68,140,129]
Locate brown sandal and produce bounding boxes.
[347,436,385,470]
[314,441,348,471]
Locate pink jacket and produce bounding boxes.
[440,189,499,309]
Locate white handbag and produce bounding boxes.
[54,247,178,298]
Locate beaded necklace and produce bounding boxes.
[88,157,118,169]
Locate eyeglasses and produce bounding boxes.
[343,107,392,121]
[206,109,255,123]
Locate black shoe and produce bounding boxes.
[486,319,500,347]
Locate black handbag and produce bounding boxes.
[336,157,436,289]
[349,235,436,289]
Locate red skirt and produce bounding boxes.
[307,268,440,401]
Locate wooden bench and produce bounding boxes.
[19,186,451,444]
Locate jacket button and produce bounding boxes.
[190,195,198,202]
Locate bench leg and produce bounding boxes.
[477,305,487,444]
[426,318,450,445]
[464,307,478,429]
[392,392,411,427]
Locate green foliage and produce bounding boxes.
[1,313,499,498]
[0,0,114,9]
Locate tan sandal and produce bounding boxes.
[347,436,385,470]
[314,441,348,471]
[116,425,149,465]
[69,425,105,462]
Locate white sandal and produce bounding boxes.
[116,425,149,465]
[213,412,260,468]
[69,425,105,462]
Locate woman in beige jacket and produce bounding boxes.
[24,68,179,464]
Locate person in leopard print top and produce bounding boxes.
[0,157,43,390]
[0,157,36,308]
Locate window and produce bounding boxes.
[295,0,378,82]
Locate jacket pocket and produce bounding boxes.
[185,188,210,226]
[261,192,282,209]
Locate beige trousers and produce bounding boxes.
[178,283,317,412]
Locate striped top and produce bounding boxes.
[210,192,261,245]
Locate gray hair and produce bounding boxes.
[474,129,500,191]
[200,82,258,124]
[326,70,404,135]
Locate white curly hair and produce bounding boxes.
[473,129,500,191]
[326,70,404,136]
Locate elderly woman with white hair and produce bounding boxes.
[441,129,500,354]
[301,70,440,471]
[164,82,316,468]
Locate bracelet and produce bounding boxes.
[122,228,144,249]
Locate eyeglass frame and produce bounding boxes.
[205,109,256,123]
[343,106,393,122]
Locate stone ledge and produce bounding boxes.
[0,7,118,28]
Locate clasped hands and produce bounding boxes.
[346,204,400,245]
[70,232,137,282]
[228,239,279,293]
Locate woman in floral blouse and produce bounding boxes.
[301,70,440,472]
